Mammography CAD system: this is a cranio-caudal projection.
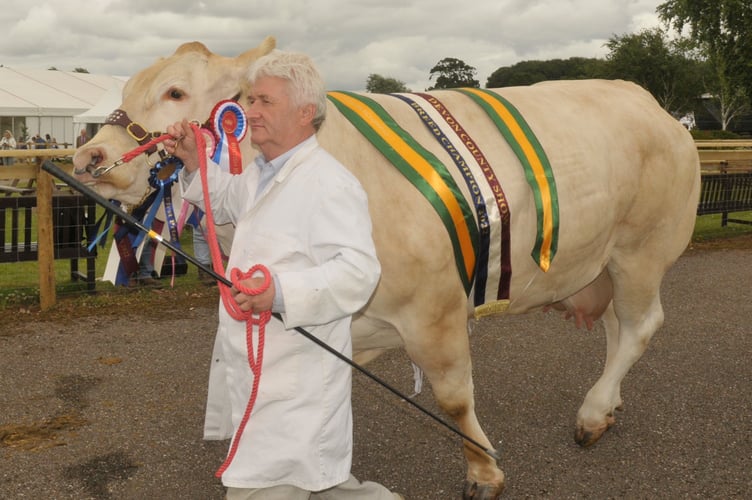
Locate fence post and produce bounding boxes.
[36,157,56,310]
[721,173,730,227]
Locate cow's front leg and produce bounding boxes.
[404,312,504,499]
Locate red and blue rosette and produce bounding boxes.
[209,100,247,174]
[178,99,247,252]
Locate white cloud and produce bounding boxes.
[0,0,665,89]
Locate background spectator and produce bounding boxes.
[33,134,46,149]
[76,129,89,147]
[0,130,16,165]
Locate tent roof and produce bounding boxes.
[73,81,126,124]
[0,67,128,117]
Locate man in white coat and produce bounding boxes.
[165,51,401,499]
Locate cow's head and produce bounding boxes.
[72,36,276,205]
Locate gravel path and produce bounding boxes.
[1,245,750,499]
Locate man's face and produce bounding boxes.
[244,75,308,160]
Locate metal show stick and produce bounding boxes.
[41,160,500,462]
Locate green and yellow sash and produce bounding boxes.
[327,88,559,305]
[328,91,479,293]
[455,88,559,272]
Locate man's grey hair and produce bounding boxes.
[247,50,327,130]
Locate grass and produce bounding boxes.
[0,203,208,308]
[692,211,752,242]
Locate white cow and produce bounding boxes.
[72,37,701,499]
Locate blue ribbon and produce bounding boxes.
[133,157,183,249]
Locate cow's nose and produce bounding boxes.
[73,148,104,175]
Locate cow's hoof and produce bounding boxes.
[574,412,616,447]
[462,479,504,499]
[574,427,601,447]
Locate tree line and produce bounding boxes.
[366,0,751,131]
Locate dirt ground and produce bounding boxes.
[1,236,751,499]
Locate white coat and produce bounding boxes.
[182,136,381,490]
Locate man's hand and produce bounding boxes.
[231,277,275,314]
[164,119,199,173]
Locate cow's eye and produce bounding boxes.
[168,88,185,100]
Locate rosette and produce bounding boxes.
[209,99,247,174]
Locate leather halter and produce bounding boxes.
[81,109,167,178]
[105,108,163,157]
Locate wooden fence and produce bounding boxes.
[696,139,752,173]
[0,148,81,310]
[695,141,752,225]
[1,143,752,311]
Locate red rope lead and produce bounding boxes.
[120,134,173,163]
[186,123,273,477]
[119,125,271,476]
[116,130,271,475]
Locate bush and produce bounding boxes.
[690,129,742,140]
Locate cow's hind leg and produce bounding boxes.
[602,302,624,411]
[402,308,505,499]
[574,260,665,447]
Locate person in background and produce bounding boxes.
[165,50,402,499]
[45,134,58,148]
[192,224,215,286]
[0,130,16,165]
[76,129,89,148]
[128,240,162,288]
[17,135,28,162]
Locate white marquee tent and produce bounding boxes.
[0,67,128,146]
[72,82,126,125]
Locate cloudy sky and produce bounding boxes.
[0,0,666,91]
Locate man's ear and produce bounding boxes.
[300,104,315,124]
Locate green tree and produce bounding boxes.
[604,27,703,113]
[698,48,750,130]
[73,67,89,73]
[658,0,752,130]
[366,74,410,93]
[427,58,479,90]
[486,57,608,87]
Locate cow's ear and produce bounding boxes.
[258,35,276,54]
[237,36,276,67]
